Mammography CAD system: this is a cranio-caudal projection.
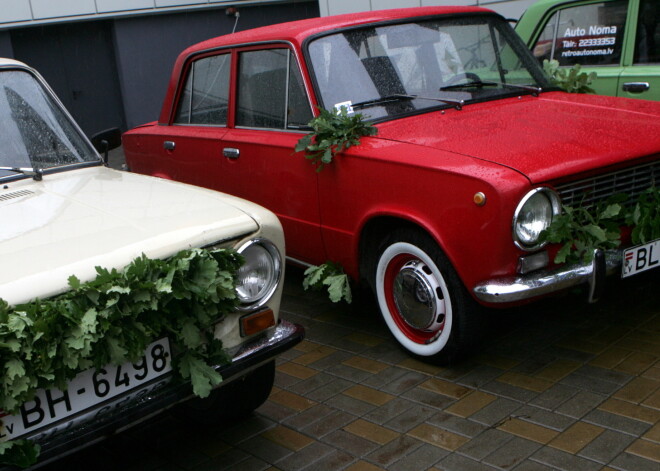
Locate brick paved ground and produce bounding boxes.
[45,264,660,471]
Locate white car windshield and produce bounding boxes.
[308,15,552,120]
[0,69,99,179]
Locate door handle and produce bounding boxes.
[622,82,650,94]
[223,148,240,159]
[163,141,176,151]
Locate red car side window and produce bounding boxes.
[174,53,230,125]
[236,48,312,130]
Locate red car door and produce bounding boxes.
[217,46,324,263]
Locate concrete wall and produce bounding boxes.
[317,0,538,21]
[114,2,320,128]
[0,0,297,28]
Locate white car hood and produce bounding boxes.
[0,166,259,305]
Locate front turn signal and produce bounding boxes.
[240,309,276,337]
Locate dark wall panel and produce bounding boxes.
[114,2,319,129]
[0,31,13,57]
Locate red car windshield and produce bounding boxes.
[307,15,552,120]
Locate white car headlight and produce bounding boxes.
[235,238,282,308]
[513,188,560,250]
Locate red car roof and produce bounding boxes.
[186,6,492,52]
[159,6,495,123]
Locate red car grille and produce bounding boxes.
[555,159,660,209]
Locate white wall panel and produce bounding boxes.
[374,0,420,10]
[31,0,96,19]
[155,0,207,7]
[0,0,32,23]
[96,0,156,14]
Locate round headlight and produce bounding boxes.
[513,188,560,250]
[235,239,282,308]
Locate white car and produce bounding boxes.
[0,58,303,468]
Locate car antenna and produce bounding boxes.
[226,7,240,33]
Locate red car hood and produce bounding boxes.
[376,92,660,184]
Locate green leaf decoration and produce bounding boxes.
[543,59,597,94]
[294,106,378,172]
[541,187,660,264]
[303,262,352,304]
[0,248,243,467]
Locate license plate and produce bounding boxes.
[0,338,172,442]
[622,238,660,278]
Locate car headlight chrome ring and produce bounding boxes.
[235,238,282,309]
[512,187,561,251]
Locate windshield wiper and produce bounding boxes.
[351,93,465,111]
[440,81,542,95]
[0,166,43,181]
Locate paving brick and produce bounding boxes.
[583,409,652,437]
[326,393,379,416]
[383,404,438,433]
[401,386,456,410]
[497,418,559,444]
[598,398,660,424]
[609,452,660,471]
[269,389,317,412]
[345,461,383,471]
[480,379,540,402]
[548,421,605,454]
[345,332,385,348]
[322,430,380,457]
[271,441,335,471]
[578,429,636,464]
[397,358,444,376]
[445,391,498,418]
[302,450,355,471]
[643,422,660,443]
[436,452,501,471]
[514,405,576,431]
[534,359,583,382]
[626,438,660,463]
[453,365,505,388]
[615,377,659,404]
[343,385,396,406]
[342,356,389,374]
[531,446,602,471]
[262,426,315,451]
[420,378,473,399]
[389,444,447,471]
[238,435,294,464]
[292,346,336,366]
[379,370,429,395]
[589,346,634,369]
[300,410,356,439]
[529,384,579,410]
[509,461,556,471]
[344,419,400,445]
[643,388,660,410]
[554,391,607,419]
[614,352,658,376]
[283,404,335,429]
[408,423,470,451]
[363,397,417,425]
[278,362,319,380]
[305,377,354,402]
[482,436,542,469]
[366,435,423,467]
[326,363,375,383]
[468,397,523,427]
[456,429,513,460]
[474,353,520,370]
[427,411,488,438]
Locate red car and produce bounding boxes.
[124,6,660,363]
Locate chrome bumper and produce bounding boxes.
[22,319,304,469]
[473,250,622,304]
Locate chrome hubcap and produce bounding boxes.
[392,260,445,331]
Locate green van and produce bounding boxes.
[515,0,659,100]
